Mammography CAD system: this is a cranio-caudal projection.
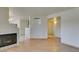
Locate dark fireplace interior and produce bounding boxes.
[0,33,17,47]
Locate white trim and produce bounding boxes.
[30,36,47,39]
[61,41,79,49]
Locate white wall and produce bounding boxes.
[30,16,48,38]
[0,7,18,35]
[9,8,48,39]
[48,8,79,48]
[9,8,21,28]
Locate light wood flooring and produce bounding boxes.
[1,37,79,52]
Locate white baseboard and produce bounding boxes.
[61,42,79,49]
[30,36,47,39]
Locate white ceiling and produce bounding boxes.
[10,7,75,16]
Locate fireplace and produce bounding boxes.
[0,33,17,47]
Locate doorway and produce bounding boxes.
[48,16,61,39]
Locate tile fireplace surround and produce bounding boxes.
[0,33,17,51]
